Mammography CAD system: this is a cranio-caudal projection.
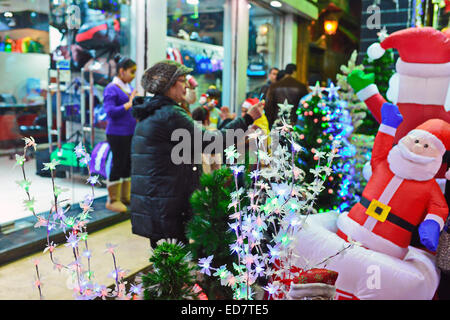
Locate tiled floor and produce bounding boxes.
[0,219,152,300]
[0,154,107,225]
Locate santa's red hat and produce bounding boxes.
[368,27,450,77]
[408,119,450,156]
[242,98,260,109]
[199,93,208,105]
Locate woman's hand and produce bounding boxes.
[124,89,137,110]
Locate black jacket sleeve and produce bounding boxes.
[171,105,253,154]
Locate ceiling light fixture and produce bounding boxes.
[270,1,282,8]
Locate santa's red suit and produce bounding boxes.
[337,121,450,260]
[357,27,450,178]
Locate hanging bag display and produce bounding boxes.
[436,217,450,273]
[75,19,120,52]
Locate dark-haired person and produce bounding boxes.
[191,105,210,127]
[204,86,222,129]
[259,67,279,100]
[130,60,263,248]
[265,63,308,129]
[103,54,137,213]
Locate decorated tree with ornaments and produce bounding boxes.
[294,82,358,212]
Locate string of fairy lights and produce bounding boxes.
[294,82,365,213]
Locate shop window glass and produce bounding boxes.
[246,2,281,99]
[167,0,224,111]
[0,0,133,225]
[0,1,50,155]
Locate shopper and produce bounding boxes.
[265,63,308,129]
[241,98,270,139]
[191,106,210,127]
[259,67,279,100]
[204,86,222,129]
[130,60,264,248]
[103,54,137,213]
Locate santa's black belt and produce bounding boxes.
[360,197,415,233]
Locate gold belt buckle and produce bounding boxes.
[366,199,391,223]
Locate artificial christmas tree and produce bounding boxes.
[186,167,239,299]
[141,240,199,300]
[294,82,356,212]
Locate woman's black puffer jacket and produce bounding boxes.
[130,94,254,242]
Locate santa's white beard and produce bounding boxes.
[387,144,442,181]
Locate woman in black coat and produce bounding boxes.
[130,60,264,248]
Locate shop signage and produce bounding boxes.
[50,59,71,83]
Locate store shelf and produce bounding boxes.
[167,36,224,55]
[0,28,49,54]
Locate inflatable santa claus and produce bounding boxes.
[338,103,449,259]
[348,27,450,178]
[291,103,450,299]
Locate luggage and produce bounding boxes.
[89,141,112,180]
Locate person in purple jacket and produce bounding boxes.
[103,54,137,212]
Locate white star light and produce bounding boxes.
[324,82,340,100]
[377,26,388,42]
[309,81,323,97]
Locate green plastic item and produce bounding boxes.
[50,143,86,168]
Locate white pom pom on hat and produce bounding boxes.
[367,27,450,63]
[367,42,386,60]
[446,169,450,180]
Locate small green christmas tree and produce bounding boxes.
[187,166,245,299]
[142,240,198,300]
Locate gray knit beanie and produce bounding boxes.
[141,60,193,95]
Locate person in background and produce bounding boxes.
[192,106,218,173]
[265,63,308,129]
[241,98,270,151]
[276,69,287,81]
[241,98,269,135]
[259,67,279,100]
[191,106,210,127]
[204,86,222,129]
[130,60,263,248]
[103,54,137,213]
